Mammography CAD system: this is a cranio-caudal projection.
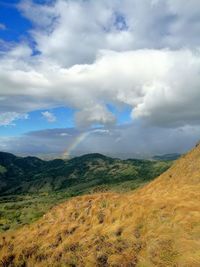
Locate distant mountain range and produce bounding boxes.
[0,151,172,196]
[152,153,181,161]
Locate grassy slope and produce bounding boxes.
[0,145,200,266]
[0,153,171,232]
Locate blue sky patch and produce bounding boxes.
[0,1,32,44]
[0,107,76,136]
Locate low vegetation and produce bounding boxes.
[0,152,172,195]
[0,145,199,266]
[0,152,172,232]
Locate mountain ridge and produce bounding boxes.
[0,151,171,196]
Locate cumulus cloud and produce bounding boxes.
[1,48,200,128]
[0,112,28,126]
[41,111,56,122]
[18,0,200,66]
[0,0,200,132]
[75,105,116,128]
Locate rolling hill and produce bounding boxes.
[0,152,171,195]
[0,145,200,266]
[0,152,171,232]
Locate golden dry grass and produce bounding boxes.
[1,145,200,266]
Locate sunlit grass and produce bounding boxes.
[1,146,200,266]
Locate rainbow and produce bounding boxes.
[62,131,91,159]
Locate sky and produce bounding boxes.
[0,0,200,159]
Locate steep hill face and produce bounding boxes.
[0,152,171,195]
[1,145,200,266]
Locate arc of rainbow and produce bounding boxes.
[62,131,92,159]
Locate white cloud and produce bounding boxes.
[41,111,56,122]
[59,132,72,137]
[92,129,110,135]
[0,0,200,130]
[0,112,28,126]
[1,48,200,128]
[75,104,116,128]
[18,0,200,67]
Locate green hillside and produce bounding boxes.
[0,152,172,195]
[0,152,172,231]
